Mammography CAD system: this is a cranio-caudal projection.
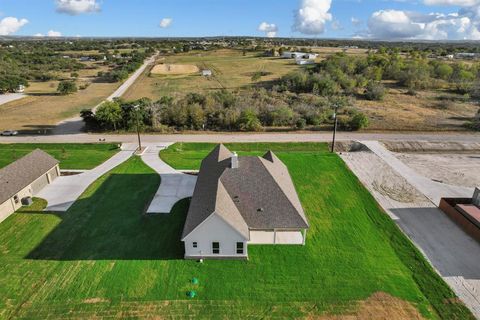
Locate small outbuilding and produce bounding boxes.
[182,144,309,260]
[0,149,59,223]
[201,69,212,77]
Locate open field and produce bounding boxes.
[151,63,199,75]
[122,49,299,100]
[0,143,119,170]
[0,144,473,318]
[356,85,478,131]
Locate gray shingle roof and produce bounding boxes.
[182,144,308,240]
[0,149,59,204]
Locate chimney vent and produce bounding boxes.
[231,152,238,168]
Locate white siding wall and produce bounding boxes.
[183,213,248,258]
[0,200,15,223]
[0,184,32,223]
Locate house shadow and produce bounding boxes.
[26,173,188,261]
[390,207,480,280]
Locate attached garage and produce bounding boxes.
[0,149,59,223]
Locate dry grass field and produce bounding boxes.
[151,63,199,75]
[123,49,299,100]
[0,60,119,132]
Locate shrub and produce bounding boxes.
[57,81,77,95]
[364,81,385,101]
[350,112,369,130]
[237,109,262,131]
[295,118,307,130]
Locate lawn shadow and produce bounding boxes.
[26,173,188,261]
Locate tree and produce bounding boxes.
[57,81,77,95]
[95,101,123,131]
[237,109,262,131]
[278,47,284,57]
[349,112,369,130]
[364,81,385,101]
[435,63,453,80]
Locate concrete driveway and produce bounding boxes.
[342,143,480,318]
[0,93,25,106]
[140,143,197,213]
[37,144,135,211]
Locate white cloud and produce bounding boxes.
[351,17,363,27]
[34,33,44,37]
[258,22,278,37]
[47,30,62,37]
[424,0,480,6]
[0,17,28,35]
[159,18,173,28]
[56,0,100,15]
[293,0,333,34]
[367,8,480,40]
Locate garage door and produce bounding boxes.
[48,167,59,181]
[31,174,48,195]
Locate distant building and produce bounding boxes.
[446,54,454,60]
[282,51,318,60]
[0,150,60,223]
[455,52,477,59]
[296,59,315,65]
[79,57,90,62]
[202,69,212,77]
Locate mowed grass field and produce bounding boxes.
[0,143,472,319]
[122,49,299,101]
[0,143,120,170]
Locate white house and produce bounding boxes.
[202,69,212,77]
[182,145,309,260]
[282,51,318,60]
[296,59,316,65]
[0,150,60,223]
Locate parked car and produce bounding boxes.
[1,130,18,136]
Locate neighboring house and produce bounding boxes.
[0,149,59,223]
[202,69,212,77]
[182,144,309,260]
[455,52,477,59]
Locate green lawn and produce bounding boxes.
[0,143,120,170]
[0,144,472,319]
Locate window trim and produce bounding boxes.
[192,242,197,248]
[236,242,244,254]
[212,242,220,254]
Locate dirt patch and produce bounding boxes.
[341,151,428,204]
[382,141,480,153]
[315,292,425,320]
[83,298,110,304]
[151,64,199,75]
[396,153,480,188]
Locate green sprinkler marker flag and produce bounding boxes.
[191,277,199,285]
[187,290,196,298]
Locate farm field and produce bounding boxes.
[0,143,472,319]
[0,143,120,170]
[122,49,299,100]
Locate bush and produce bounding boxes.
[364,81,385,101]
[237,109,262,131]
[295,118,307,130]
[57,81,77,95]
[350,112,369,130]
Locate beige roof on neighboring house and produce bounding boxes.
[182,144,309,240]
[0,149,58,204]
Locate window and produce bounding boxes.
[13,195,19,204]
[192,242,197,248]
[236,242,244,254]
[212,242,220,254]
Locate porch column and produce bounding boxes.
[302,229,307,245]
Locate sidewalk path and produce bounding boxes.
[361,140,473,205]
[140,143,197,213]
[37,144,135,211]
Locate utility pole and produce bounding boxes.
[331,104,338,153]
[133,105,142,152]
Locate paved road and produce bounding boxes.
[51,54,158,135]
[344,142,480,318]
[140,143,197,213]
[1,131,480,144]
[37,144,135,211]
[0,93,25,106]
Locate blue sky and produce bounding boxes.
[1,0,479,40]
